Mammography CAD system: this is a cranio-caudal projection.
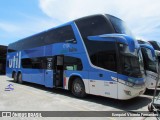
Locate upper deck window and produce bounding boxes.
[45,25,76,44]
[8,25,76,52]
[75,15,114,38]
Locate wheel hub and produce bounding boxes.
[74,83,82,93]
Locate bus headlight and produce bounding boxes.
[124,90,131,96]
[118,79,134,87]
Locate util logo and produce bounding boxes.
[9,52,21,68]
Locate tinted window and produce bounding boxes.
[137,40,151,46]
[22,58,32,68]
[57,56,64,66]
[75,15,117,72]
[118,44,144,78]
[76,15,113,38]
[90,41,117,72]
[22,57,46,69]
[138,40,147,44]
[45,25,76,44]
[141,47,157,72]
[149,41,160,51]
[64,56,83,71]
[8,33,46,51]
[107,15,134,38]
[8,49,16,53]
[29,33,46,48]
[8,25,76,52]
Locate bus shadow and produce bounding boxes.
[144,88,160,96]
[85,95,151,111]
[7,79,72,96]
[7,79,152,111]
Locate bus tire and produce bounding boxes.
[71,78,86,98]
[13,73,18,83]
[18,73,23,84]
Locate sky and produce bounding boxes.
[0,0,160,45]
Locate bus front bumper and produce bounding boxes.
[117,82,146,100]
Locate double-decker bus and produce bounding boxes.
[138,39,160,88]
[6,14,145,100]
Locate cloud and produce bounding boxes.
[0,14,57,45]
[39,0,160,21]
[39,0,160,41]
[0,22,19,33]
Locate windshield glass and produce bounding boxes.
[141,47,157,73]
[118,43,144,78]
[149,41,160,51]
[107,15,135,38]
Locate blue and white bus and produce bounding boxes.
[138,39,160,88]
[6,14,146,100]
[148,40,160,62]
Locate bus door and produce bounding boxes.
[44,58,54,88]
[54,55,64,87]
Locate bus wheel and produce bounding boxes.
[18,73,23,84]
[71,78,86,98]
[13,73,18,83]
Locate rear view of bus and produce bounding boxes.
[138,40,159,88]
[75,14,146,99]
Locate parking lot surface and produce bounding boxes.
[0,76,159,120]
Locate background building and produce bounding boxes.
[0,45,7,75]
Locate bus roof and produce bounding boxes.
[9,14,122,46]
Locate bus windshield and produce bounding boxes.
[106,15,135,38]
[149,41,160,51]
[76,15,143,78]
[118,43,144,78]
[141,47,157,73]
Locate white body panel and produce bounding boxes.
[65,76,146,100]
[117,82,145,100]
[145,70,160,88]
[89,80,118,98]
[88,79,145,100]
